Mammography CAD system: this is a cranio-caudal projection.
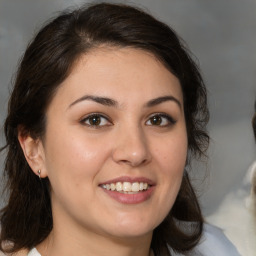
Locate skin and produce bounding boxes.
[19,47,188,256]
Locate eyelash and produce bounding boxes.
[146,113,176,127]
[80,113,112,128]
[80,113,176,128]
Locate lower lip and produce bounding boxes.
[101,187,155,204]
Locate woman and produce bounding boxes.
[0,2,239,256]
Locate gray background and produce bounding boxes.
[0,0,255,216]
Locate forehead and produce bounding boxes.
[52,47,183,107]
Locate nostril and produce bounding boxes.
[112,147,151,167]
[111,130,152,166]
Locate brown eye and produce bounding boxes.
[81,114,111,127]
[88,115,101,126]
[150,115,162,125]
[146,114,176,127]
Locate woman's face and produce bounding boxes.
[40,47,187,240]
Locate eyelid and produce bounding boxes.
[80,113,113,127]
[146,113,177,126]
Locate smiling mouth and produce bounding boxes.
[100,181,150,194]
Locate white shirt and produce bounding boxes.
[193,223,241,256]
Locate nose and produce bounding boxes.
[112,125,152,167]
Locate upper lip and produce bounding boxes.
[99,176,155,186]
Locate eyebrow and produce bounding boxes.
[68,95,118,109]
[68,94,182,110]
[146,96,182,109]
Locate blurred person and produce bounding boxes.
[207,101,256,256]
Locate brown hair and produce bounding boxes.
[0,3,209,255]
[253,101,256,140]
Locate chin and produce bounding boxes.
[106,216,158,239]
[109,228,153,240]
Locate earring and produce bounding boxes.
[38,169,41,179]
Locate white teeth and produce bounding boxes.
[116,182,122,191]
[131,182,140,192]
[102,181,150,193]
[123,182,131,192]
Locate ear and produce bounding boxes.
[18,132,48,178]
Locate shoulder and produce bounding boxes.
[194,223,241,256]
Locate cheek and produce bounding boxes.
[149,134,187,224]
[43,127,110,184]
[157,135,188,175]
[154,132,187,199]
